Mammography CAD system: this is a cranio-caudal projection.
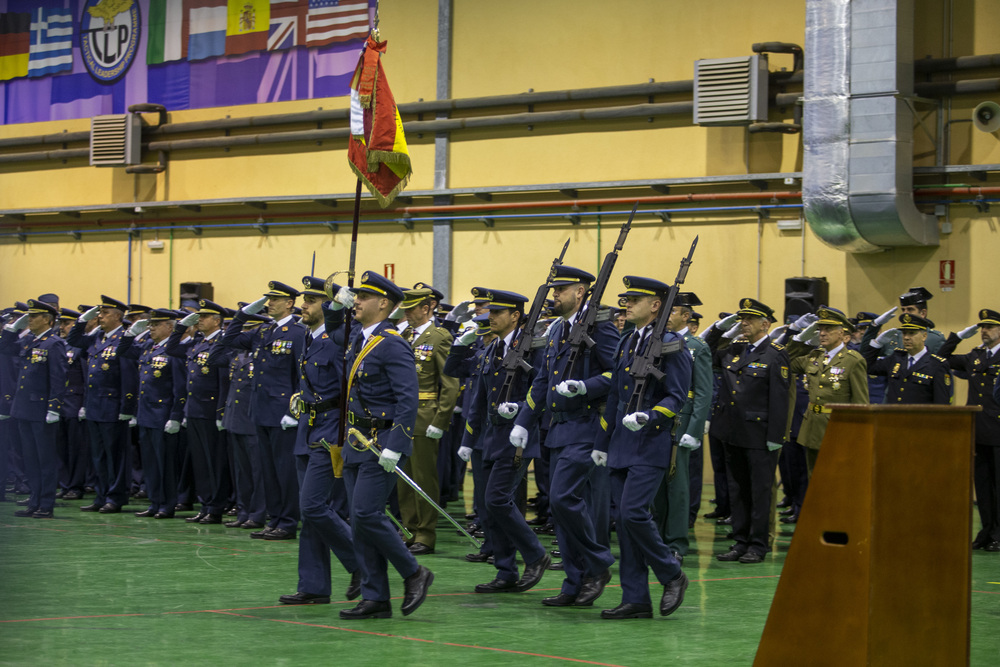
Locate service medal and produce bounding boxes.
[832,381,841,390]
[201,366,210,375]
[101,363,110,371]
[153,370,162,378]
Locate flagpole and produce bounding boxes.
[338,178,363,447]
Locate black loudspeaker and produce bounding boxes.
[784,277,828,324]
[179,282,213,307]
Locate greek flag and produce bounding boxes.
[28,7,72,77]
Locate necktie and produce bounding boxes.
[907,356,915,369]
[496,339,505,362]
[407,327,416,343]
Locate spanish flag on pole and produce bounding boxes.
[348,34,411,208]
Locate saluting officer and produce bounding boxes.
[851,311,888,404]
[338,271,432,620]
[704,298,791,564]
[56,308,89,500]
[861,313,952,405]
[279,277,361,605]
[224,281,307,540]
[2,300,67,518]
[873,287,946,354]
[67,296,138,513]
[593,276,691,619]
[938,309,1000,551]
[397,287,460,555]
[785,307,869,475]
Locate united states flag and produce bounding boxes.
[28,7,72,77]
[306,0,370,47]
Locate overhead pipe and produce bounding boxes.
[916,53,1000,73]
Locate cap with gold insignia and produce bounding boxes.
[678,292,703,307]
[59,307,80,321]
[26,299,59,317]
[100,295,128,311]
[470,287,494,304]
[977,308,1000,326]
[196,299,227,316]
[899,286,933,308]
[401,287,434,310]
[127,304,152,319]
[413,282,444,302]
[855,311,878,328]
[263,281,300,298]
[36,293,59,309]
[12,302,29,315]
[149,308,177,322]
[898,313,933,330]
[473,312,491,335]
[485,289,528,311]
[690,311,703,323]
[549,265,596,287]
[816,306,854,331]
[300,276,329,298]
[736,297,777,323]
[355,271,404,303]
[618,275,670,298]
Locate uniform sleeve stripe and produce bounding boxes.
[526,388,535,410]
[652,405,676,418]
[601,371,612,379]
[600,417,608,431]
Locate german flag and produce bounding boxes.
[0,12,30,81]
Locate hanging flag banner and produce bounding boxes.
[0,0,373,125]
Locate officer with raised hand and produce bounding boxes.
[2,300,67,518]
[337,271,432,620]
[67,296,138,513]
[56,308,89,500]
[593,276,691,619]
[166,300,231,523]
[223,281,306,540]
[937,309,1000,551]
[861,313,951,405]
[870,287,946,354]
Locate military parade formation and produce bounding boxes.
[3,235,1000,621]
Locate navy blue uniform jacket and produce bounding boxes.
[0,327,67,422]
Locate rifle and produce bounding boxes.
[624,236,699,416]
[496,238,570,406]
[563,203,636,380]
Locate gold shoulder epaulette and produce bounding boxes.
[771,341,785,350]
[932,354,946,362]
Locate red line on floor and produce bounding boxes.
[0,613,146,623]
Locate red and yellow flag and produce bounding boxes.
[348,34,411,208]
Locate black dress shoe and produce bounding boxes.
[14,508,37,517]
[346,571,362,600]
[516,553,551,592]
[185,512,206,523]
[575,569,612,606]
[983,541,1000,552]
[533,522,556,535]
[486,555,495,565]
[703,510,725,519]
[779,507,795,517]
[340,599,392,619]
[224,519,244,528]
[716,549,745,562]
[401,565,434,616]
[174,503,193,511]
[660,571,689,616]
[549,560,564,571]
[475,578,518,593]
[63,490,83,500]
[972,535,990,550]
[526,516,548,526]
[32,509,54,519]
[550,549,562,558]
[408,542,434,555]
[80,503,101,512]
[16,498,31,506]
[199,514,222,524]
[600,602,653,619]
[154,512,174,519]
[250,527,275,539]
[279,591,330,605]
[717,516,732,525]
[779,513,798,524]
[99,503,121,514]
[542,592,578,607]
[464,512,477,520]
[738,551,764,564]
[241,520,265,529]
[55,489,65,499]
[263,528,296,540]
[776,497,792,509]
[465,552,490,563]
[134,509,156,517]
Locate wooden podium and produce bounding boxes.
[754,405,977,666]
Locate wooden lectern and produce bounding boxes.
[754,405,978,666]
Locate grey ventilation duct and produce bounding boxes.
[90,114,141,167]
[694,55,769,125]
[803,0,938,252]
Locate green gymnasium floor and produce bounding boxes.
[2,482,999,667]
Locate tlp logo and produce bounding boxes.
[80,0,141,84]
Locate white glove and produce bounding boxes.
[129,417,137,428]
[389,305,403,320]
[457,445,473,462]
[793,324,819,343]
[242,297,267,315]
[873,306,898,327]
[216,419,225,431]
[164,420,181,434]
[280,415,298,430]
[457,321,478,346]
[766,441,782,452]
[45,410,60,424]
[0,414,8,420]
[80,305,100,322]
[716,313,739,331]
[332,287,356,311]
[425,424,444,439]
[790,313,819,332]
[445,300,475,324]
[591,450,607,467]
[678,433,701,450]
[179,312,199,327]
[509,424,528,448]
[125,319,149,338]
[958,324,979,340]
[872,328,898,349]
[181,418,188,428]
[4,314,29,332]
[118,413,133,422]
[556,380,587,397]
[78,407,86,420]
[623,412,649,431]
[723,323,742,339]
[497,402,519,419]
[378,448,401,473]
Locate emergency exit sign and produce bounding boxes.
[940,260,955,291]
[384,263,395,281]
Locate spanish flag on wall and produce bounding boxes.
[348,34,411,208]
[225,0,270,56]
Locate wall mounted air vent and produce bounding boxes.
[694,55,769,125]
[90,114,141,166]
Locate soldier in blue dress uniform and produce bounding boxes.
[861,313,952,405]
[2,300,68,518]
[337,271,433,620]
[56,308,89,500]
[593,276,691,619]
[223,281,306,540]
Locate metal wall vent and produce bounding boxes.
[694,55,769,125]
[90,114,141,166]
